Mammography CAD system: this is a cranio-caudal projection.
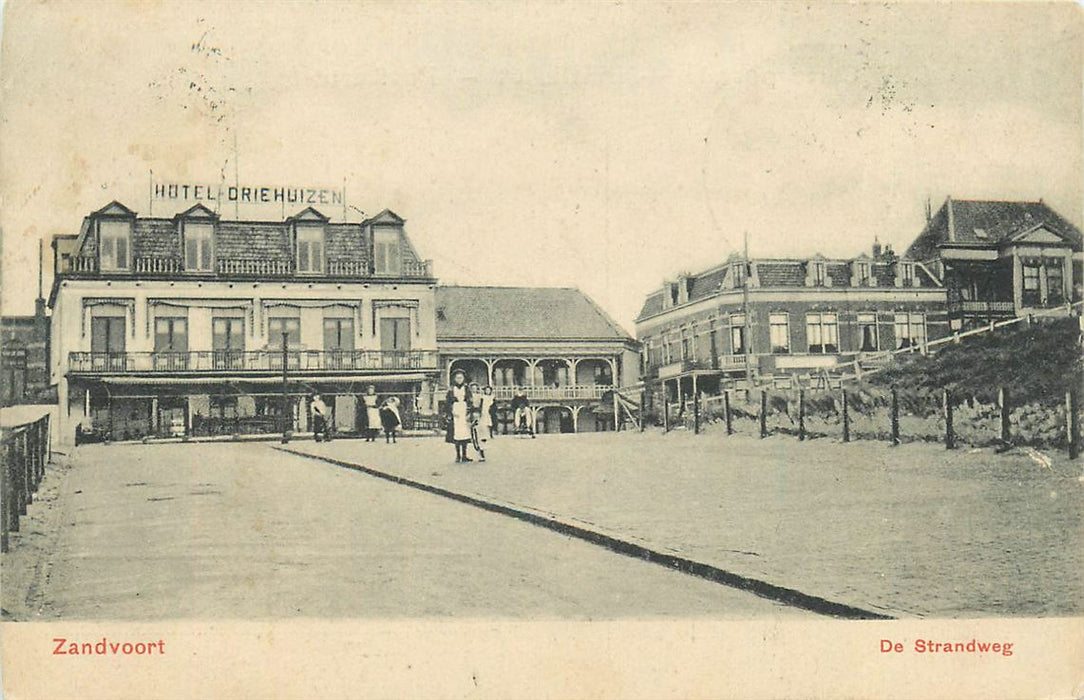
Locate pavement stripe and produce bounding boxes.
[275,446,894,620]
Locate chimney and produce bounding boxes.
[946,196,955,242]
[872,237,882,259]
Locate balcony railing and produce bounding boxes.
[492,385,611,401]
[59,254,434,280]
[69,349,439,374]
[217,258,294,277]
[950,300,1016,316]
[134,256,183,274]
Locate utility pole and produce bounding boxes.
[280,331,290,444]
[742,229,752,388]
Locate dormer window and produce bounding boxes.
[856,261,871,285]
[374,227,401,276]
[900,261,915,285]
[731,262,746,288]
[297,224,325,274]
[811,261,827,285]
[99,219,131,271]
[184,222,214,272]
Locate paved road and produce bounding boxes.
[292,430,1084,618]
[4,442,804,619]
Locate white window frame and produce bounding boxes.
[856,261,871,286]
[731,263,746,289]
[296,224,325,274]
[184,221,215,272]
[900,262,915,285]
[806,312,838,354]
[729,313,746,355]
[374,227,402,276]
[811,261,827,286]
[98,219,131,272]
[769,312,790,354]
[857,312,878,352]
[894,312,926,349]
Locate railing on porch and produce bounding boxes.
[949,299,1016,317]
[488,384,612,401]
[69,349,439,373]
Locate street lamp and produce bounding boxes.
[280,331,290,444]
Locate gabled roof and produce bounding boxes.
[435,286,633,341]
[288,206,329,223]
[93,201,137,218]
[366,209,404,225]
[175,203,218,220]
[906,198,1082,261]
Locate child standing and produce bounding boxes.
[380,396,401,443]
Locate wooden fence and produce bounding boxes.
[1,414,51,553]
[660,386,1080,457]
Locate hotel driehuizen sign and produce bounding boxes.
[153,181,344,205]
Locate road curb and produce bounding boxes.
[275,446,894,620]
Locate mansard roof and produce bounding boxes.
[635,255,933,321]
[66,201,426,276]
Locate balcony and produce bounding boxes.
[68,350,439,374]
[58,254,435,281]
[437,385,611,401]
[947,299,1016,318]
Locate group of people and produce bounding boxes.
[309,384,402,444]
[443,369,535,463]
[307,374,536,462]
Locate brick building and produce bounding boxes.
[1,299,53,407]
[635,197,1083,409]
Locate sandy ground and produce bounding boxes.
[292,429,1083,618]
[1,442,804,620]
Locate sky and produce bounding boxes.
[0,1,1080,330]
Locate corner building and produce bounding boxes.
[50,201,440,443]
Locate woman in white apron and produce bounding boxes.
[444,369,474,462]
[362,385,381,442]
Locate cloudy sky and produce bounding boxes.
[1,2,1079,329]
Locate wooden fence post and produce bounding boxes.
[1,442,9,553]
[1067,389,1080,460]
[759,390,768,439]
[998,387,1010,444]
[943,388,956,450]
[890,387,900,446]
[798,389,806,441]
[724,390,733,436]
[841,389,850,443]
